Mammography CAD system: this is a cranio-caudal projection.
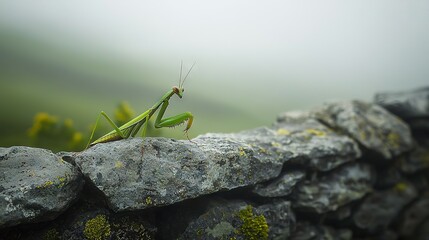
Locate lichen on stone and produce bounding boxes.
[394,182,408,193]
[276,128,290,135]
[114,161,124,168]
[43,228,60,240]
[238,147,247,157]
[36,180,54,189]
[83,214,111,240]
[305,128,326,137]
[236,205,269,240]
[145,196,153,205]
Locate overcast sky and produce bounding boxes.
[1,0,428,116]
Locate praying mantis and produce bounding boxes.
[86,63,195,148]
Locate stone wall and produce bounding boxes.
[1,87,428,240]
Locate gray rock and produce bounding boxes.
[416,217,429,240]
[399,191,429,237]
[397,145,429,174]
[312,100,414,159]
[253,170,306,197]
[375,87,429,131]
[277,110,312,124]
[75,123,361,211]
[0,146,83,228]
[353,181,418,232]
[75,135,283,212]
[179,200,295,240]
[290,222,352,240]
[375,166,403,189]
[273,119,361,171]
[293,163,374,213]
[326,205,352,221]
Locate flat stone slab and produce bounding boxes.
[74,121,361,212]
[312,100,414,159]
[375,87,429,126]
[353,181,418,232]
[252,170,305,197]
[293,163,374,213]
[0,147,83,228]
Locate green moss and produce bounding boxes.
[43,228,60,240]
[237,205,269,240]
[84,214,111,240]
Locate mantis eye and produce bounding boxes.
[182,88,185,92]
[173,87,179,94]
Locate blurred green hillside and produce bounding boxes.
[0,30,263,151]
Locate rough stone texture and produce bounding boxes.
[74,122,361,212]
[416,218,429,240]
[252,170,305,197]
[397,145,429,174]
[353,181,418,232]
[375,87,429,132]
[292,163,374,213]
[74,135,284,212]
[0,146,83,228]
[290,222,352,240]
[399,191,429,238]
[274,116,362,172]
[0,199,157,240]
[312,100,414,159]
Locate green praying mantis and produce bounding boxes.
[86,63,195,148]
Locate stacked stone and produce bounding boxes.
[1,87,428,239]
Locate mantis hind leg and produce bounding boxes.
[86,111,127,148]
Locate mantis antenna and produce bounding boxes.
[178,61,183,87]
[180,62,196,88]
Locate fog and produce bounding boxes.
[1,0,428,146]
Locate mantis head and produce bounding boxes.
[173,86,184,98]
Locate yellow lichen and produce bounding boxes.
[57,176,67,188]
[237,205,269,240]
[394,182,408,192]
[239,147,247,157]
[145,196,153,205]
[387,132,401,148]
[259,148,267,154]
[84,215,111,240]
[276,128,290,136]
[360,131,367,140]
[115,161,124,168]
[305,128,326,137]
[36,180,54,189]
[270,142,281,148]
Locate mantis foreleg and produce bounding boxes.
[154,100,194,138]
